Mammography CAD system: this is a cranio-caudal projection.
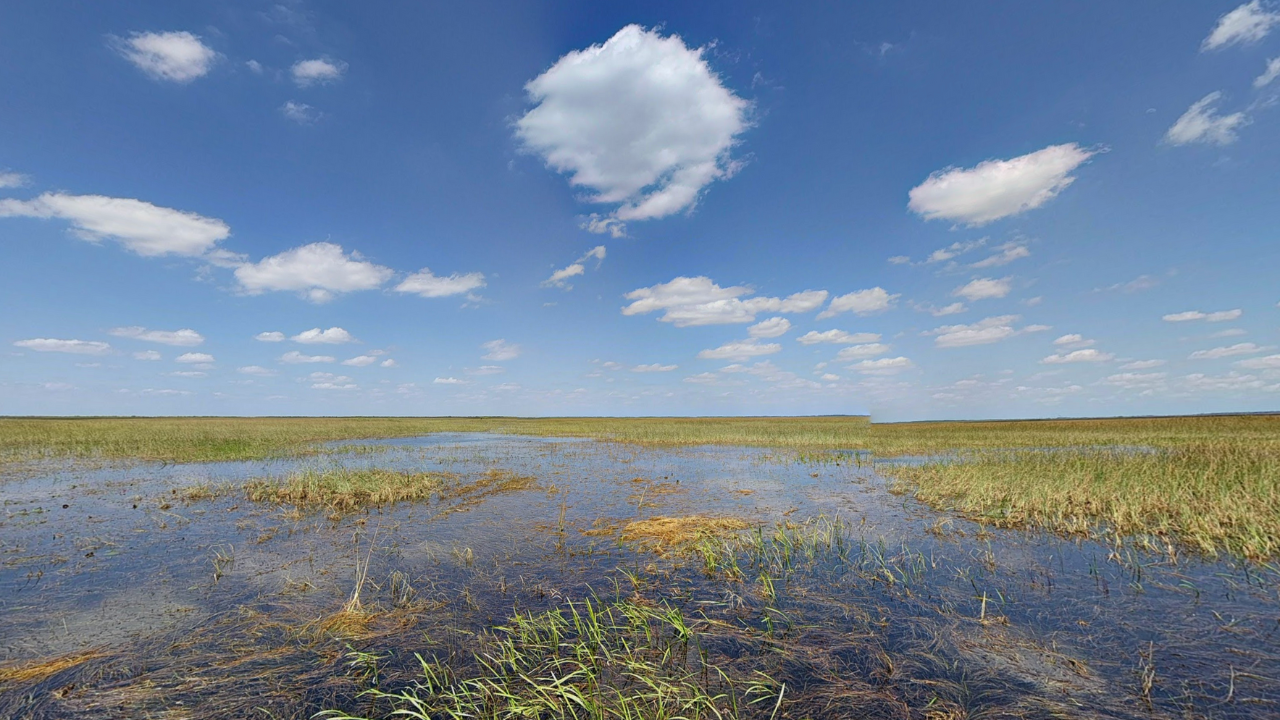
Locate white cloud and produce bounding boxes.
[836,343,891,360]
[1236,354,1280,369]
[237,365,275,376]
[133,350,162,361]
[1165,93,1249,146]
[914,302,968,317]
[1120,359,1165,370]
[175,352,214,364]
[888,255,911,265]
[0,171,29,188]
[312,381,357,390]
[971,242,1031,268]
[631,363,678,372]
[396,268,486,297]
[622,276,827,326]
[113,31,217,83]
[280,351,335,364]
[0,193,230,256]
[1202,1,1280,50]
[246,60,263,74]
[817,287,898,319]
[109,326,204,346]
[291,327,355,344]
[139,388,192,397]
[1189,343,1265,360]
[482,339,521,361]
[748,317,791,338]
[926,238,986,264]
[908,143,1096,226]
[169,370,206,378]
[820,373,841,382]
[14,338,111,355]
[1210,328,1248,338]
[291,58,346,87]
[543,246,606,289]
[928,315,1023,348]
[796,329,881,345]
[434,377,468,385]
[42,382,75,391]
[852,357,914,375]
[1053,334,1095,348]
[1183,372,1280,393]
[1102,372,1168,389]
[1162,309,1242,322]
[1256,57,1280,88]
[234,242,393,302]
[697,339,781,361]
[683,372,719,384]
[953,277,1012,302]
[467,365,504,375]
[515,25,750,227]
[380,358,397,368]
[1041,349,1114,364]
[341,355,378,367]
[255,331,285,342]
[281,101,321,124]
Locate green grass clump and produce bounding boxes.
[881,442,1280,560]
[244,468,448,514]
[320,595,781,720]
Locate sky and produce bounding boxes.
[1,1,1278,420]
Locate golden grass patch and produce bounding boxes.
[621,515,752,556]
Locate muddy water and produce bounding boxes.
[1,434,1276,718]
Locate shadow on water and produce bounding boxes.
[0,433,1276,718]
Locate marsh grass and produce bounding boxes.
[881,443,1280,559]
[244,468,449,514]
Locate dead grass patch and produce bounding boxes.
[621,515,752,556]
[0,649,106,684]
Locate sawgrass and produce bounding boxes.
[244,468,449,514]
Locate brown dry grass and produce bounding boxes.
[621,515,752,556]
[0,649,105,684]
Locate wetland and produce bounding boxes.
[0,417,1277,718]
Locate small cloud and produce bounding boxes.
[14,338,112,355]
[434,377,468,385]
[970,242,1030,268]
[1165,92,1248,146]
[482,339,521,361]
[1041,349,1114,364]
[817,287,898,319]
[1255,57,1280,88]
[292,327,356,344]
[175,352,214,364]
[631,363,678,372]
[281,100,321,124]
[1052,333,1095,348]
[836,343,891,360]
[291,58,347,87]
[0,171,30,189]
[1202,1,1280,51]
[133,350,162,361]
[255,331,285,342]
[908,144,1097,226]
[280,351,335,364]
[379,358,397,368]
[953,277,1011,302]
[796,330,881,345]
[466,365,504,376]
[238,365,275,376]
[396,268,486,297]
[543,246,606,289]
[852,357,913,375]
[1189,342,1266,360]
[112,31,218,83]
[1236,354,1280,369]
[169,370,207,378]
[341,355,378,367]
[1162,309,1242,322]
[887,255,911,265]
[697,339,782,361]
[109,326,204,346]
[747,317,791,338]
[1120,359,1165,370]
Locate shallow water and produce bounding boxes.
[1,433,1276,718]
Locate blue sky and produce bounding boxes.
[2,1,1278,420]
